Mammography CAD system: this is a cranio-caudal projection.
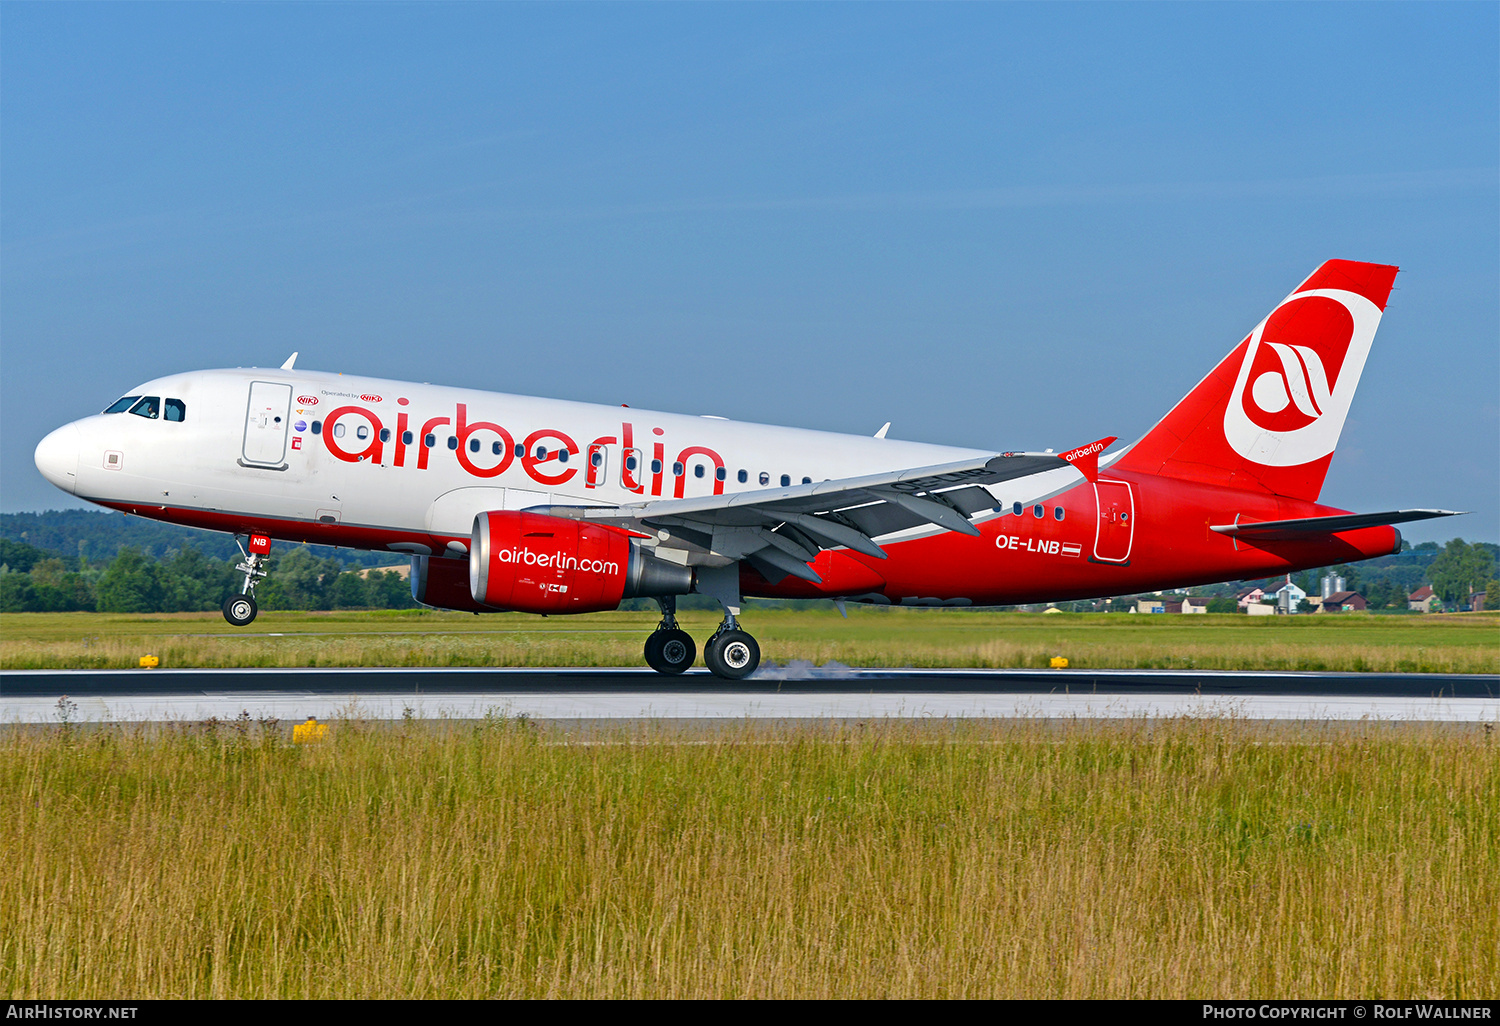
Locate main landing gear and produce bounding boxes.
[641,600,762,680]
[641,563,763,680]
[223,532,271,627]
[643,596,696,675]
[703,615,760,680]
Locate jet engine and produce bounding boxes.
[410,553,492,612]
[470,510,692,614]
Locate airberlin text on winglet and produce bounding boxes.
[1059,436,1117,483]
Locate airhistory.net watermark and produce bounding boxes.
[5,1007,137,1020]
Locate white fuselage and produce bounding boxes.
[38,367,1031,559]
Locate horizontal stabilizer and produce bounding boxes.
[1210,509,1463,539]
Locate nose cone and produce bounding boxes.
[34,424,80,494]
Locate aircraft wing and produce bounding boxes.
[536,449,1089,585]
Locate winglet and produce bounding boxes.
[1059,436,1117,483]
[874,422,891,439]
[281,352,299,370]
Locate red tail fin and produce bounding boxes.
[1113,259,1398,501]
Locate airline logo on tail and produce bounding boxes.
[1222,287,1382,467]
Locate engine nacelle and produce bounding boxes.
[470,510,692,614]
[410,554,493,612]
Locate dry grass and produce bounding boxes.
[3,719,1497,998]
[2,608,1497,673]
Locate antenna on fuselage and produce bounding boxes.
[281,352,299,370]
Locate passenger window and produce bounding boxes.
[128,397,161,419]
[515,444,525,458]
[760,472,770,486]
[103,396,140,414]
[312,421,322,434]
[1033,504,1044,518]
[558,449,568,463]
[591,451,603,467]
[694,464,705,478]
[802,477,811,485]
[780,475,790,487]
[469,438,480,452]
[1013,502,1023,516]
[651,459,663,474]
[356,425,369,440]
[492,441,502,455]
[535,446,546,459]
[1054,506,1065,521]
[379,428,390,442]
[626,454,638,471]
[402,431,414,445]
[447,437,458,450]
[333,423,346,438]
[164,399,186,422]
[424,434,435,448]
[737,469,748,483]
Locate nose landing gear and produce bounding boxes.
[223,532,271,627]
[222,592,258,627]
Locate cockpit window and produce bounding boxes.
[164,399,186,422]
[128,397,161,419]
[103,396,141,414]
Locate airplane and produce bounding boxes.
[32,259,1460,678]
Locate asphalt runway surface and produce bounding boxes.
[3,667,1497,723]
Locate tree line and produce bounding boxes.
[0,533,1494,615]
[0,538,415,613]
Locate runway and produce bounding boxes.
[3,666,1497,724]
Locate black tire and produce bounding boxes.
[644,629,696,675]
[704,629,760,680]
[223,594,258,627]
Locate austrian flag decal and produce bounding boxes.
[1061,542,1082,558]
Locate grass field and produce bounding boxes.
[1,607,1496,673]
[3,718,1496,999]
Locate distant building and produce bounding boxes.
[1273,575,1307,613]
[1137,598,1166,614]
[1321,591,1367,613]
[1408,585,1438,613]
[1320,574,1347,600]
[1236,587,1266,610]
[1246,602,1277,616]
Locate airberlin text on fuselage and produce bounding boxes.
[310,401,726,498]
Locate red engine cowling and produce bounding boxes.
[471,510,664,614]
[410,554,493,612]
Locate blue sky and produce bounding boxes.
[3,3,1496,543]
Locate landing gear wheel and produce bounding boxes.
[222,594,258,627]
[645,629,696,675]
[704,629,760,680]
